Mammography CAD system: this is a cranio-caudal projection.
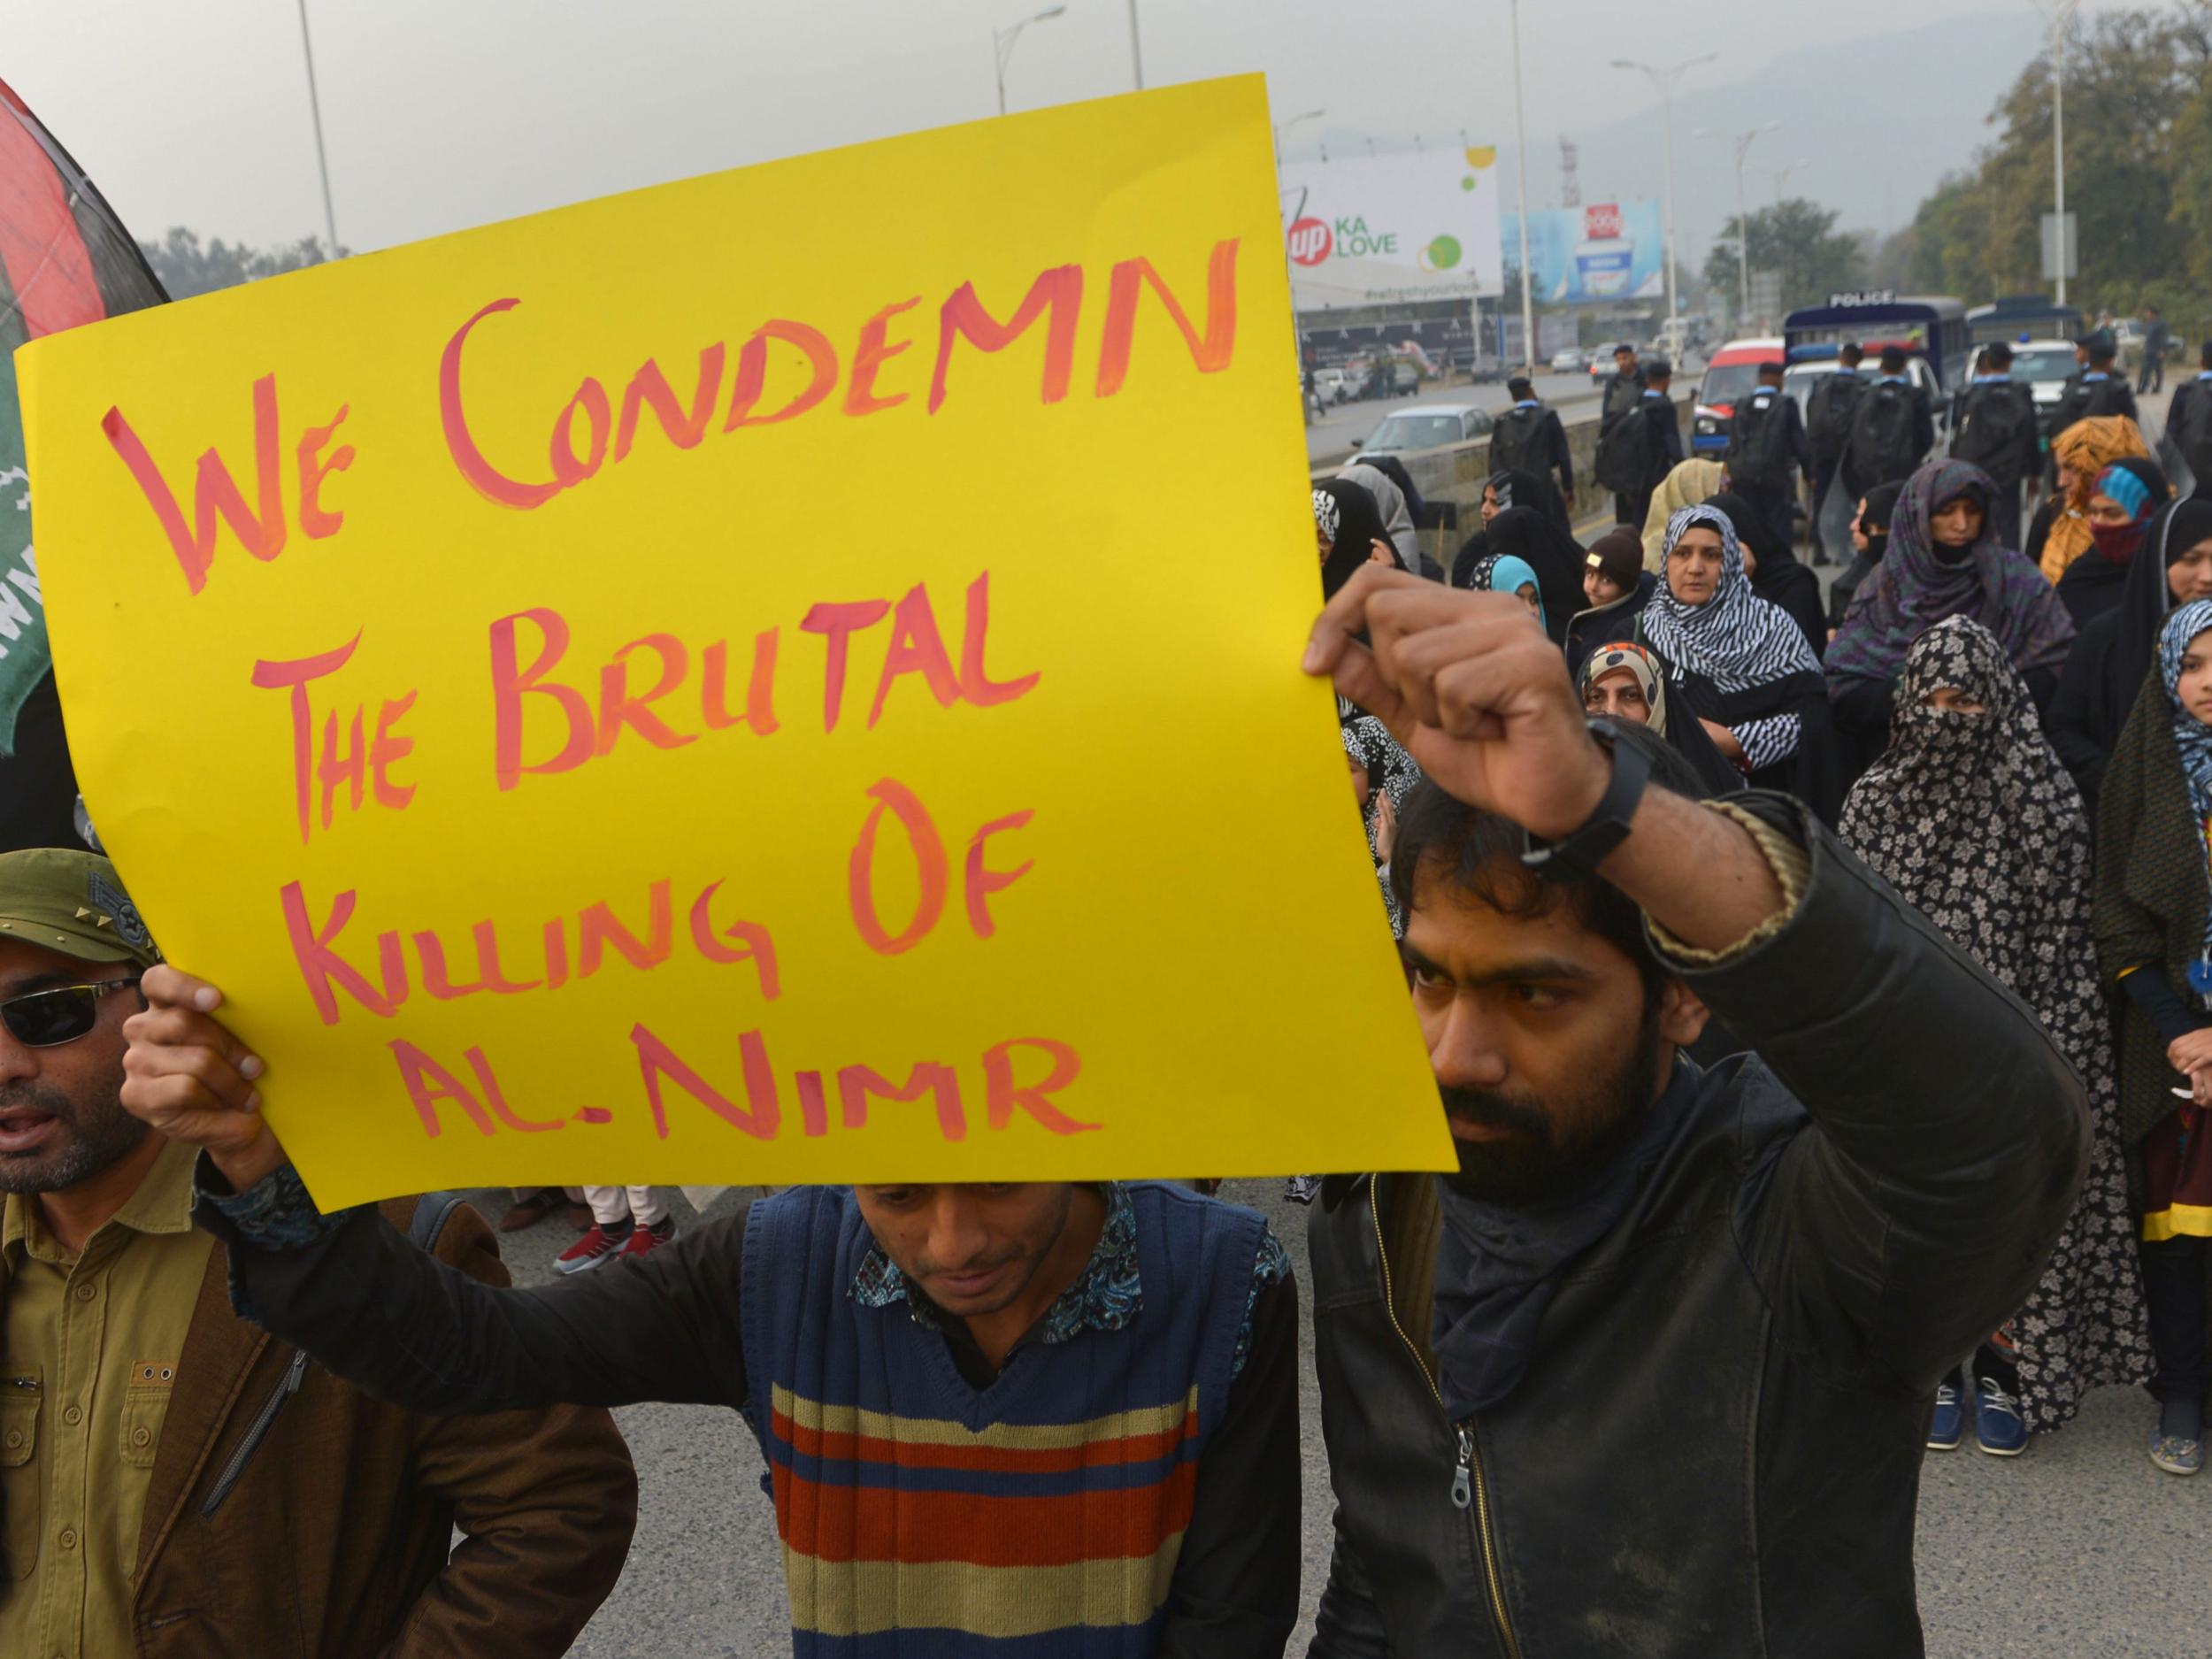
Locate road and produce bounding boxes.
[480,1176,2212,1657]
[1309,365,1618,468]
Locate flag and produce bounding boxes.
[0,77,166,849]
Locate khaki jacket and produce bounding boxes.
[8,1193,635,1658]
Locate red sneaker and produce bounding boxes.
[618,1217,677,1258]
[555,1225,630,1274]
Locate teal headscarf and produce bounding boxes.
[1471,553,1547,631]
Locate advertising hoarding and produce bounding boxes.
[1500,200,1665,305]
[1281,147,1504,309]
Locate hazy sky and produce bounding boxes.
[6,0,2143,257]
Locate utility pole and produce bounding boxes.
[2039,0,2081,305]
[1611,53,1717,342]
[1126,0,1144,89]
[1507,0,1536,373]
[295,0,341,258]
[993,6,1067,118]
[1698,122,1779,326]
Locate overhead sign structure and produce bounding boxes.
[19,76,1450,1207]
[2039,213,2078,283]
[1500,201,1665,306]
[1281,146,1504,310]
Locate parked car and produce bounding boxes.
[1313,366,1350,404]
[1353,403,1494,457]
[1548,346,1585,374]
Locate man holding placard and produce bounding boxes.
[111,1042,1299,1654]
[1297,572,2086,1655]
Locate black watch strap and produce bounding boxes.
[1519,723,1651,883]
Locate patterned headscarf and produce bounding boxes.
[1827,458,2075,687]
[1311,487,1340,548]
[2160,601,2212,996]
[1578,641,1672,737]
[1643,504,1820,692]
[2159,601,2212,826]
[2043,415,2151,580]
[1841,616,2151,1427]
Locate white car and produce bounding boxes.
[2006,340,2080,412]
[1548,347,1585,374]
[1313,366,1350,404]
[1354,403,1494,458]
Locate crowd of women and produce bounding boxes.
[1316,426,2212,1475]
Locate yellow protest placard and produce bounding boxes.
[19,75,1450,1207]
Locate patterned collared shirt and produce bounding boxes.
[850,1182,1290,1379]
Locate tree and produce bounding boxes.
[1893,3,2212,319]
[1702,198,1868,317]
[137,227,342,300]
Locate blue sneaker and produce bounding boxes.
[1973,1377,2028,1456]
[1926,1379,1964,1451]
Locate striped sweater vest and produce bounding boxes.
[740,1184,1266,1657]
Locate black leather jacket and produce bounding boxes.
[1307,798,2087,1659]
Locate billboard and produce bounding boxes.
[1281,147,1504,310]
[1501,200,1665,305]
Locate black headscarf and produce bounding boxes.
[1470,506,1582,646]
[1861,480,1904,560]
[2049,496,2212,816]
[2095,497,2212,727]
[1486,465,1571,534]
[1704,490,1826,661]
[1315,477,1402,598]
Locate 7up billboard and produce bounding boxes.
[1280,146,1504,310]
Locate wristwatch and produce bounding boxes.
[1520,720,1651,883]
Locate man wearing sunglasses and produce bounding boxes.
[0,847,636,1658]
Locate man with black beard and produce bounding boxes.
[0,848,634,1657]
[1296,572,2086,1658]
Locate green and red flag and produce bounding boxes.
[0,77,166,849]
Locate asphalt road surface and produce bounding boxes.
[1308,366,1617,468]
[480,1177,2211,1657]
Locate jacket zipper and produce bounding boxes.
[199,1348,309,1517]
[1370,1184,1523,1659]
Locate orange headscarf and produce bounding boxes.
[2041,415,2150,581]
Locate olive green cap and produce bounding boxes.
[0,848,162,968]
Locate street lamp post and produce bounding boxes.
[993,5,1068,117]
[1771,157,1809,207]
[1272,105,1326,160]
[1126,0,1144,89]
[1507,0,1536,374]
[1611,52,1717,342]
[1698,121,1779,326]
[295,0,341,258]
[2035,0,2082,305]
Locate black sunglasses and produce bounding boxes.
[1,978,145,1048]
